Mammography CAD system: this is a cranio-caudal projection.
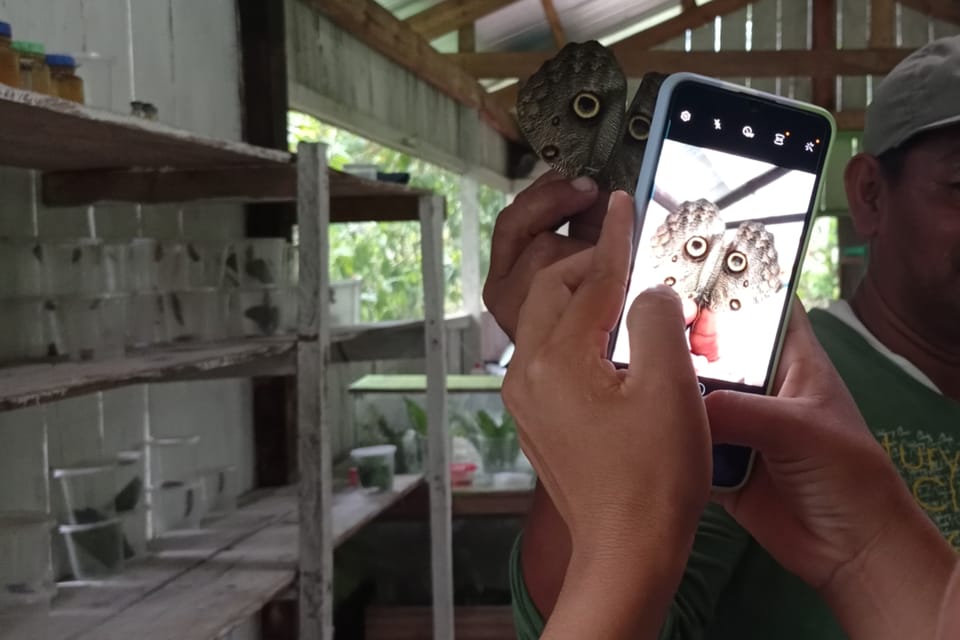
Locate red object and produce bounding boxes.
[347,467,359,487]
[450,462,478,486]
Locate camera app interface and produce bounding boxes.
[611,82,831,392]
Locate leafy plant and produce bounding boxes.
[475,409,516,439]
[403,397,427,436]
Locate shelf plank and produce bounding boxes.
[0,316,473,413]
[49,488,298,640]
[65,476,423,640]
[0,338,295,412]
[349,372,503,393]
[0,85,291,172]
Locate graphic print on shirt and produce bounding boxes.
[878,426,960,550]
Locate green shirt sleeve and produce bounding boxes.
[509,502,752,639]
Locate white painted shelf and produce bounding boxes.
[0,85,433,218]
[0,316,470,413]
[49,475,423,640]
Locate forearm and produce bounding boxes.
[823,498,958,640]
[542,525,695,639]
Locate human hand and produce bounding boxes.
[503,191,713,638]
[483,171,609,340]
[705,300,957,639]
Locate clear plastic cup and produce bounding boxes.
[232,286,289,337]
[199,465,238,520]
[166,287,226,343]
[57,292,128,361]
[0,297,61,364]
[124,238,161,292]
[148,478,206,536]
[0,512,55,598]
[145,435,200,487]
[126,291,170,349]
[54,518,124,580]
[114,449,145,514]
[0,237,48,297]
[350,445,397,492]
[119,506,147,561]
[51,460,119,526]
[236,238,287,287]
[43,239,106,296]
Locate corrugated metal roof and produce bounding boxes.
[378,0,682,53]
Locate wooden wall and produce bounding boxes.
[284,0,513,192]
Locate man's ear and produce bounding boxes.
[843,153,886,238]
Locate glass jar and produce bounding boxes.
[11,41,51,95]
[0,22,20,87]
[46,54,84,103]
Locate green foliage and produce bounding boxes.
[402,396,428,437]
[797,216,841,309]
[287,112,506,322]
[474,409,516,439]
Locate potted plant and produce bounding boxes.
[473,409,520,475]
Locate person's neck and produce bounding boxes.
[849,277,960,401]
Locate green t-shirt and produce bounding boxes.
[509,306,960,639]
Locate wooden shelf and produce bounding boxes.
[52,476,424,640]
[383,482,535,518]
[0,316,473,413]
[0,338,295,412]
[0,86,433,216]
[349,372,503,394]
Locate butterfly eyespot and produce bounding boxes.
[664,276,676,286]
[671,256,678,262]
[742,279,750,287]
[628,115,650,141]
[542,145,559,160]
[684,236,709,259]
[726,251,748,273]
[730,299,742,311]
[551,116,561,126]
[571,92,601,119]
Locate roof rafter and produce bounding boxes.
[450,48,914,79]
[898,0,960,24]
[406,0,519,41]
[308,0,521,142]
[541,0,567,48]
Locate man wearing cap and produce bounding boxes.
[489,35,960,638]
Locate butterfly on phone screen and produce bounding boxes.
[516,40,668,194]
[650,199,783,315]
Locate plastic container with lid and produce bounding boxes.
[11,41,51,95]
[46,53,84,103]
[350,444,397,492]
[0,21,20,88]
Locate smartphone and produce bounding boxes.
[608,73,836,490]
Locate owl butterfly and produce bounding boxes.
[515,40,668,194]
[650,199,783,315]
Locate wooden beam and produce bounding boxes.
[406,0,518,40]
[541,0,566,48]
[450,48,914,79]
[812,0,837,110]
[610,0,755,55]
[458,23,476,52]
[309,0,521,142]
[869,0,896,47]
[898,0,960,25]
[834,110,866,131]
[681,0,697,10]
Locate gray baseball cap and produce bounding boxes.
[864,34,960,156]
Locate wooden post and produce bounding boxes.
[459,176,482,321]
[420,194,454,639]
[297,142,334,640]
[812,0,837,111]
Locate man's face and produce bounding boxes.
[874,126,960,335]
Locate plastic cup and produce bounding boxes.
[350,445,397,492]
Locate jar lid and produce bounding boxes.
[0,21,12,38]
[45,53,76,68]
[11,40,44,56]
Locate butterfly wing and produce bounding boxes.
[596,71,669,195]
[516,41,626,184]
[649,199,726,306]
[700,220,783,313]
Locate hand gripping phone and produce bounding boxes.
[608,73,836,490]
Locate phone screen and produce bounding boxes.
[609,80,833,486]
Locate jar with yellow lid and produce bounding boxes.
[12,41,51,95]
[46,54,84,103]
[0,21,19,87]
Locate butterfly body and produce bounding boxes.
[516,41,668,194]
[651,199,783,314]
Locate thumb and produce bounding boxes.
[704,390,802,456]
